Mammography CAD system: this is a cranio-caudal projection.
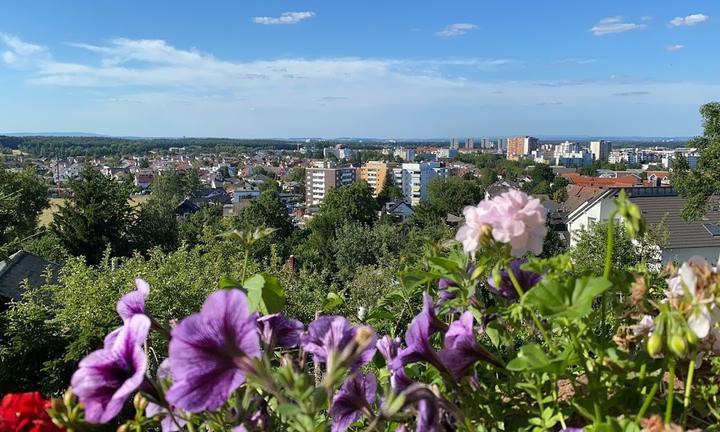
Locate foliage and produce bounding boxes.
[0,168,49,259]
[31,188,720,432]
[674,101,720,221]
[571,219,666,276]
[50,166,135,264]
[375,171,403,207]
[426,176,484,216]
[234,191,296,258]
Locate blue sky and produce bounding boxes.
[1,0,719,138]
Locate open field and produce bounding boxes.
[39,195,150,227]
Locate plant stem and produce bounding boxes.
[682,358,696,428]
[507,266,557,354]
[241,248,250,282]
[635,381,659,423]
[665,361,676,424]
[601,211,617,335]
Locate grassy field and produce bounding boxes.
[39,195,150,227]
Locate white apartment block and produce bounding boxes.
[400,162,446,206]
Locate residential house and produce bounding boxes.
[383,199,414,221]
[567,187,720,263]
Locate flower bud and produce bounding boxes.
[647,333,662,357]
[49,398,65,413]
[686,328,699,346]
[117,424,130,432]
[63,387,75,408]
[133,393,148,411]
[669,334,687,358]
[354,326,374,350]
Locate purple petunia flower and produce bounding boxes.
[329,372,377,432]
[402,385,441,432]
[256,313,304,349]
[437,279,457,303]
[438,311,503,378]
[300,316,376,370]
[166,289,261,413]
[392,293,448,373]
[117,278,150,322]
[377,336,412,391]
[71,314,151,423]
[487,259,542,300]
[417,398,441,432]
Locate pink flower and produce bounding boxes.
[456,190,546,257]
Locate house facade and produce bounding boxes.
[567,187,720,263]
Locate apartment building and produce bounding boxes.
[358,161,395,197]
[305,161,358,205]
[590,140,612,162]
[507,136,539,161]
[401,162,446,206]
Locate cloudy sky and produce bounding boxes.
[1,0,718,138]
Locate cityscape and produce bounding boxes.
[2,1,720,431]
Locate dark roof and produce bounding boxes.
[0,251,61,301]
[629,190,720,250]
[485,180,520,198]
[191,188,232,205]
[176,198,201,214]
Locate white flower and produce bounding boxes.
[688,303,720,339]
[455,190,547,257]
[631,315,655,336]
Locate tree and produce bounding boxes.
[51,166,135,264]
[674,102,720,221]
[151,170,190,205]
[427,176,483,216]
[132,202,179,253]
[286,167,306,183]
[235,191,295,258]
[570,220,666,276]
[318,181,378,226]
[303,182,379,268]
[0,168,49,258]
[236,192,294,238]
[376,171,403,207]
[185,168,203,196]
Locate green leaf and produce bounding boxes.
[524,276,612,320]
[506,344,551,372]
[322,292,344,312]
[243,273,285,314]
[398,270,436,290]
[218,276,242,290]
[276,403,302,417]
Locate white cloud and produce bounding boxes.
[252,11,315,25]
[553,58,597,65]
[0,33,47,65]
[436,23,478,37]
[666,44,685,52]
[1,34,717,137]
[669,14,709,27]
[590,17,647,36]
